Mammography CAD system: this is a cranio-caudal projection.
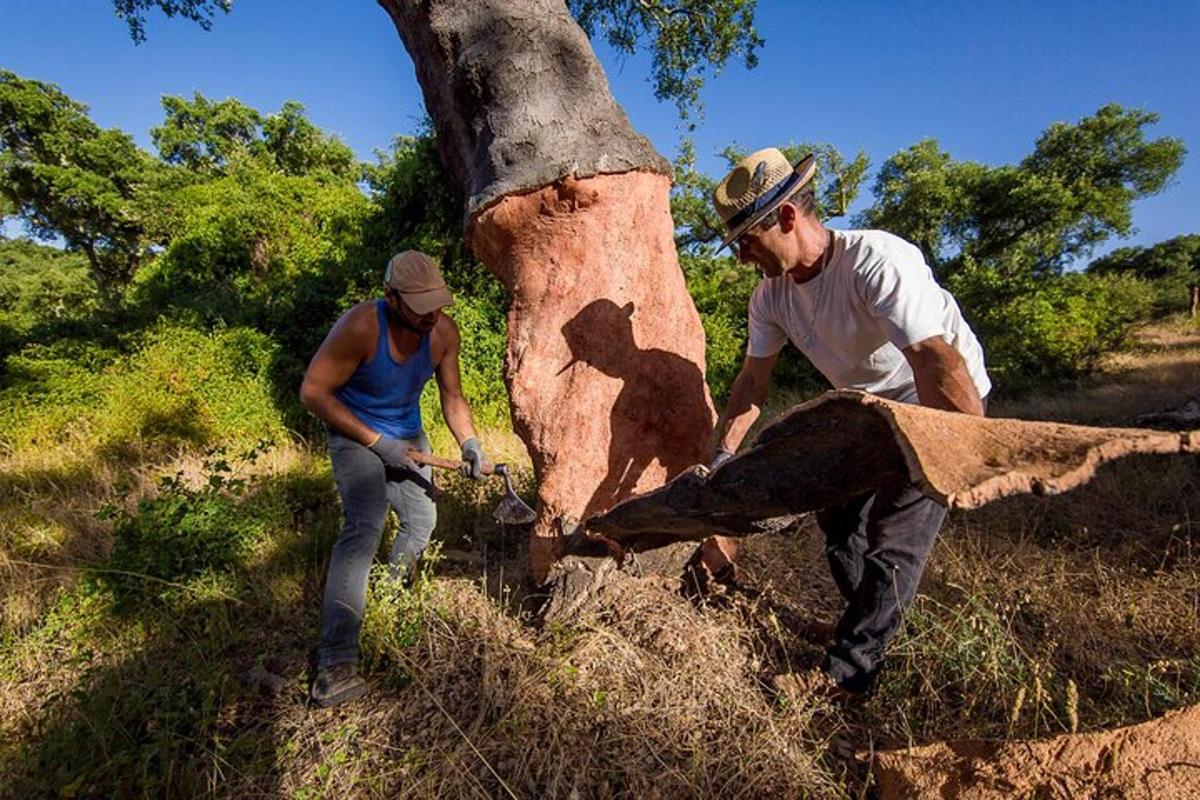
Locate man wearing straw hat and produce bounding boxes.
[300,250,490,707]
[708,148,991,700]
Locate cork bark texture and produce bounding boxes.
[377,0,670,219]
[873,704,1200,799]
[471,172,717,579]
[589,390,1200,550]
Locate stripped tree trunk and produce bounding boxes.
[378,0,717,583]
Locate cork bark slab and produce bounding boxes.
[588,390,1200,550]
[872,704,1200,799]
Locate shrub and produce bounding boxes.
[681,254,754,399]
[358,552,443,685]
[132,164,369,327]
[949,264,1154,389]
[0,322,285,461]
[103,447,270,601]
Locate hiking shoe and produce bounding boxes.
[310,662,368,708]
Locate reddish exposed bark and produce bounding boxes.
[472,172,715,580]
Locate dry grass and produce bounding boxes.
[992,316,1200,424]
[2,318,1198,797]
[259,573,847,799]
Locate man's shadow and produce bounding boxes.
[561,300,713,518]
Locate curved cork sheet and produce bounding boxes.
[872,704,1200,799]
[587,390,1199,549]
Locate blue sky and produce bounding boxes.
[3,0,1198,260]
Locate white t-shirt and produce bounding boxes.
[747,229,991,404]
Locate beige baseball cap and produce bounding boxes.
[384,251,454,315]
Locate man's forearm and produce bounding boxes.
[714,372,766,454]
[441,394,478,447]
[911,356,983,415]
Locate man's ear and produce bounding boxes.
[777,202,798,231]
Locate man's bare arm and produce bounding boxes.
[713,352,780,455]
[902,336,984,416]
[433,317,479,447]
[299,307,379,444]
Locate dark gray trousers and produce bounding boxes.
[817,482,946,692]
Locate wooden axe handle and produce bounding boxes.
[407,449,497,476]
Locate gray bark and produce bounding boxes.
[377,0,671,219]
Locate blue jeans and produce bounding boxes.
[317,431,437,670]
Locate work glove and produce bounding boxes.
[707,448,735,472]
[368,434,419,472]
[459,437,487,481]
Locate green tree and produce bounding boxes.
[0,70,151,300]
[1088,234,1200,313]
[1089,234,1200,281]
[860,105,1186,279]
[263,101,358,180]
[855,139,974,272]
[152,93,263,172]
[153,93,358,179]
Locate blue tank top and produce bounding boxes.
[335,300,435,439]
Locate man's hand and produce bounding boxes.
[708,448,735,471]
[368,435,419,472]
[459,437,486,481]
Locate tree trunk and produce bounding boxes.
[378,0,717,583]
[1190,283,1198,318]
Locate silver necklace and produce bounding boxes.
[798,232,834,348]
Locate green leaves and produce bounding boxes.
[0,70,151,299]
[1088,234,1200,313]
[152,93,264,173]
[859,105,1187,280]
[152,93,358,179]
[568,0,763,122]
[111,0,233,43]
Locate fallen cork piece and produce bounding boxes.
[872,704,1200,799]
[587,390,1200,550]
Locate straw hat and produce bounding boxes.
[712,148,817,250]
[384,251,454,315]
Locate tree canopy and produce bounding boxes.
[1088,234,1200,283]
[567,0,762,121]
[859,104,1186,279]
[112,0,232,43]
[153,94,358,179]
[0,70,150,298]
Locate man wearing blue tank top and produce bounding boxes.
[707,149,990,702]
[300,250,490,707]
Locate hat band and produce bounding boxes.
[724,170,806,233]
